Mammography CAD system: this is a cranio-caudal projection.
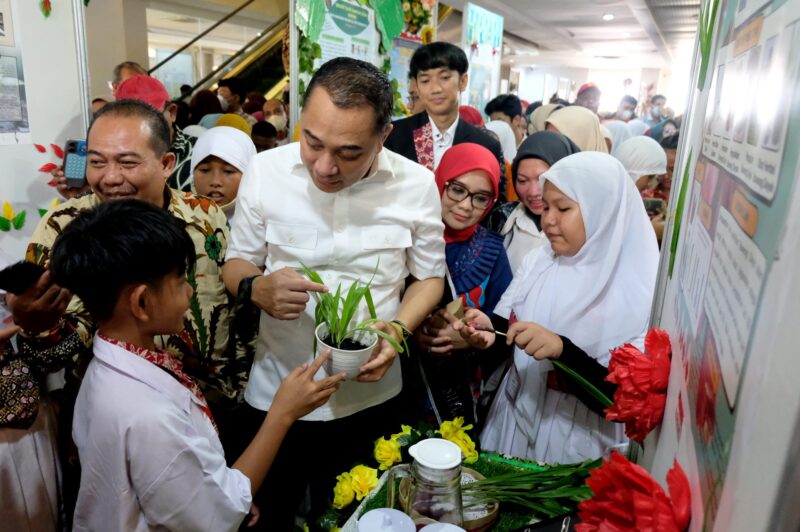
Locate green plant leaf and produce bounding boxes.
[12,210,26,230]
[551,360,613,407]
[668,150,693,277]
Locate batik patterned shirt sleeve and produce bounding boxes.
[167,126,197,192]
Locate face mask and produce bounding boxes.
[218,94,229,112]
[267,113,288,131]
[621,109,633,120]
[652,105,662,119]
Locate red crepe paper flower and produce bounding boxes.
[34,144,47,153]
[50,144,65,159]
[47,179,58,187]
[576,452,690,532]
[38,162,59,173]
[605,328,671,443]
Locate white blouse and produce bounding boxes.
[500,203,547,273]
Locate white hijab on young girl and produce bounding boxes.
[482,151,659,463]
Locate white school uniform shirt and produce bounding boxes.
[431,116,459,170]
[72,336,251,532]
[227,142,445,421]
[499,203,547,273]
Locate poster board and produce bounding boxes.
[0,0,89,260]
[460,2,502,115]
[648,0,800,530]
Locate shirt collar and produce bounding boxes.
[430,116,459,144]
[503,202,541,236]
[92,334,198,412]
[290,141,397,184]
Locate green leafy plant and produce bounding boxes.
[697,0,720,90]
[300,262,407,354]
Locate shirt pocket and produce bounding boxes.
[265,222,318,249]
[362,226,412,250]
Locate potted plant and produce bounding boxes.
[300,263,407,378]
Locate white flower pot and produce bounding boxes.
[314,322,377,379]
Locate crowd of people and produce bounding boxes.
[1,41,682,531]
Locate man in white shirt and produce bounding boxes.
[222,57,445,529]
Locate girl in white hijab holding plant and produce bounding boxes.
[191,126,257,220]
[455,151,659,464]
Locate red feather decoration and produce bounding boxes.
[34,144,47,153]
[50,144,65,159]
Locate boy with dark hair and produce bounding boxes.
[485,93,526,145]
[51,200,344,531]
[218,77,257,127]
[251,121,278,152]
[385,42,507,201]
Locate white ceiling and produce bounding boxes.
[441,0,699,69]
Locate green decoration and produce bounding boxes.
[12,210,26,230]
[40,0,52,17]
[0,218,9,232]
[38,208,48,217]
[295,0,327,42]
[370,0,405,51]
[697,0,720,90]
[668,150,693,277]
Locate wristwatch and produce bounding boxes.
[237,275,260,303]
[389,319,411,342]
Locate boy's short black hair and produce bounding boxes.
[252,121,278,139]
[409,42,469,78]
[218,77,247,102]
[621,95,638,107]
[651,94,666,104]
[50,200,196,322]
[660,132,680,150]
[485,94,523,120]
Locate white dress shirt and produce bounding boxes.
[500,203,547,273]
[72,336,252,532]
[431,116,459,170]
[227,143,446,421]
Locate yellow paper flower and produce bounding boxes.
[2,201,14,220]
[332,472,355,509]
[349,465,379,500]
[374,436,402,470]
[390,424,413,441]
[437,417,479,464]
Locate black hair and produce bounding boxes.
[651,94,666,104]
[409,42,469,78]
[218,77,247,102]
[252,121,277,138]
[303,57,393,133]
[485,94,523,120]
[621,95,638,107]
[660,132,680,150]
[50,200,196,322]
[88,99,172,156]
[525,101,543,116]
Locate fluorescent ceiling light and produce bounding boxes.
[602,13,615,21]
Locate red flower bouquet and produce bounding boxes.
[576,451,691,532]
[605,328,672,443]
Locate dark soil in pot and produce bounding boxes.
[322,335,370,351]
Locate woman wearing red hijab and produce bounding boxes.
[412,143,513,428]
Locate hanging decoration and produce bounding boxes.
[0,202,27,231]
[39,0,52,17]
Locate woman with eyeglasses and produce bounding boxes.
[405,143,513,430]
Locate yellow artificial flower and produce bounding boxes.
[437,417,479,464]
[390,424,413,441]
[349,464,379,500]
[374,436,402,471]
[332,472,355,509]
[2,201,14,220]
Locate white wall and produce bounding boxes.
[0,0,87,260]
[515,64,590,104]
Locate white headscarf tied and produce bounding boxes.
[190,126,257,175]
[486,120,518,161]
[626,118,650,137]
[613,136,667,182]
[603,120,632,156]
[497,151,659,454]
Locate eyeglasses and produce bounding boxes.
[444,181,495,210]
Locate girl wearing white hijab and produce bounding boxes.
[613,136,667,191]
[486,120,518,162]
[602,120,632,156]
[190,126,257,220]
[456,152,659,463]
[545,106,609,153]
[626,118,650,137]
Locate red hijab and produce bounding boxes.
[435,143,501,243]
[459,105,485,127]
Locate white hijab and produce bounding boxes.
[626,118,650,136]
[613,136,667,182]
[603,120,632,156]
[486,119,518,161]
[190,126,257,175]
[488,151,659,461]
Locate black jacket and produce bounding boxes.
[384,111,508,202]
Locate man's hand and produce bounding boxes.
[270,350,345,423]
[357,321,401,382]
[507,321,563,360]
[0,323,21,342]
[452,308,495,350]
[6,271,72,334]
[52,167,90,200]
[251,267,327,320]
[415,309,468,355]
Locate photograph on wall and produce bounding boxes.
[460,2,503,115]
[315,0,381,69]
[0,44,30,144]
[0,0,15,48]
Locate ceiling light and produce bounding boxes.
[576,51,583,56]
[509,59,515,63]
[602,13,614,21]
[622,32,631,38]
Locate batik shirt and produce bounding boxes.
[20,189,249,404]
[168,126,197,192]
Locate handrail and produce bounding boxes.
[148,0,257,75]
